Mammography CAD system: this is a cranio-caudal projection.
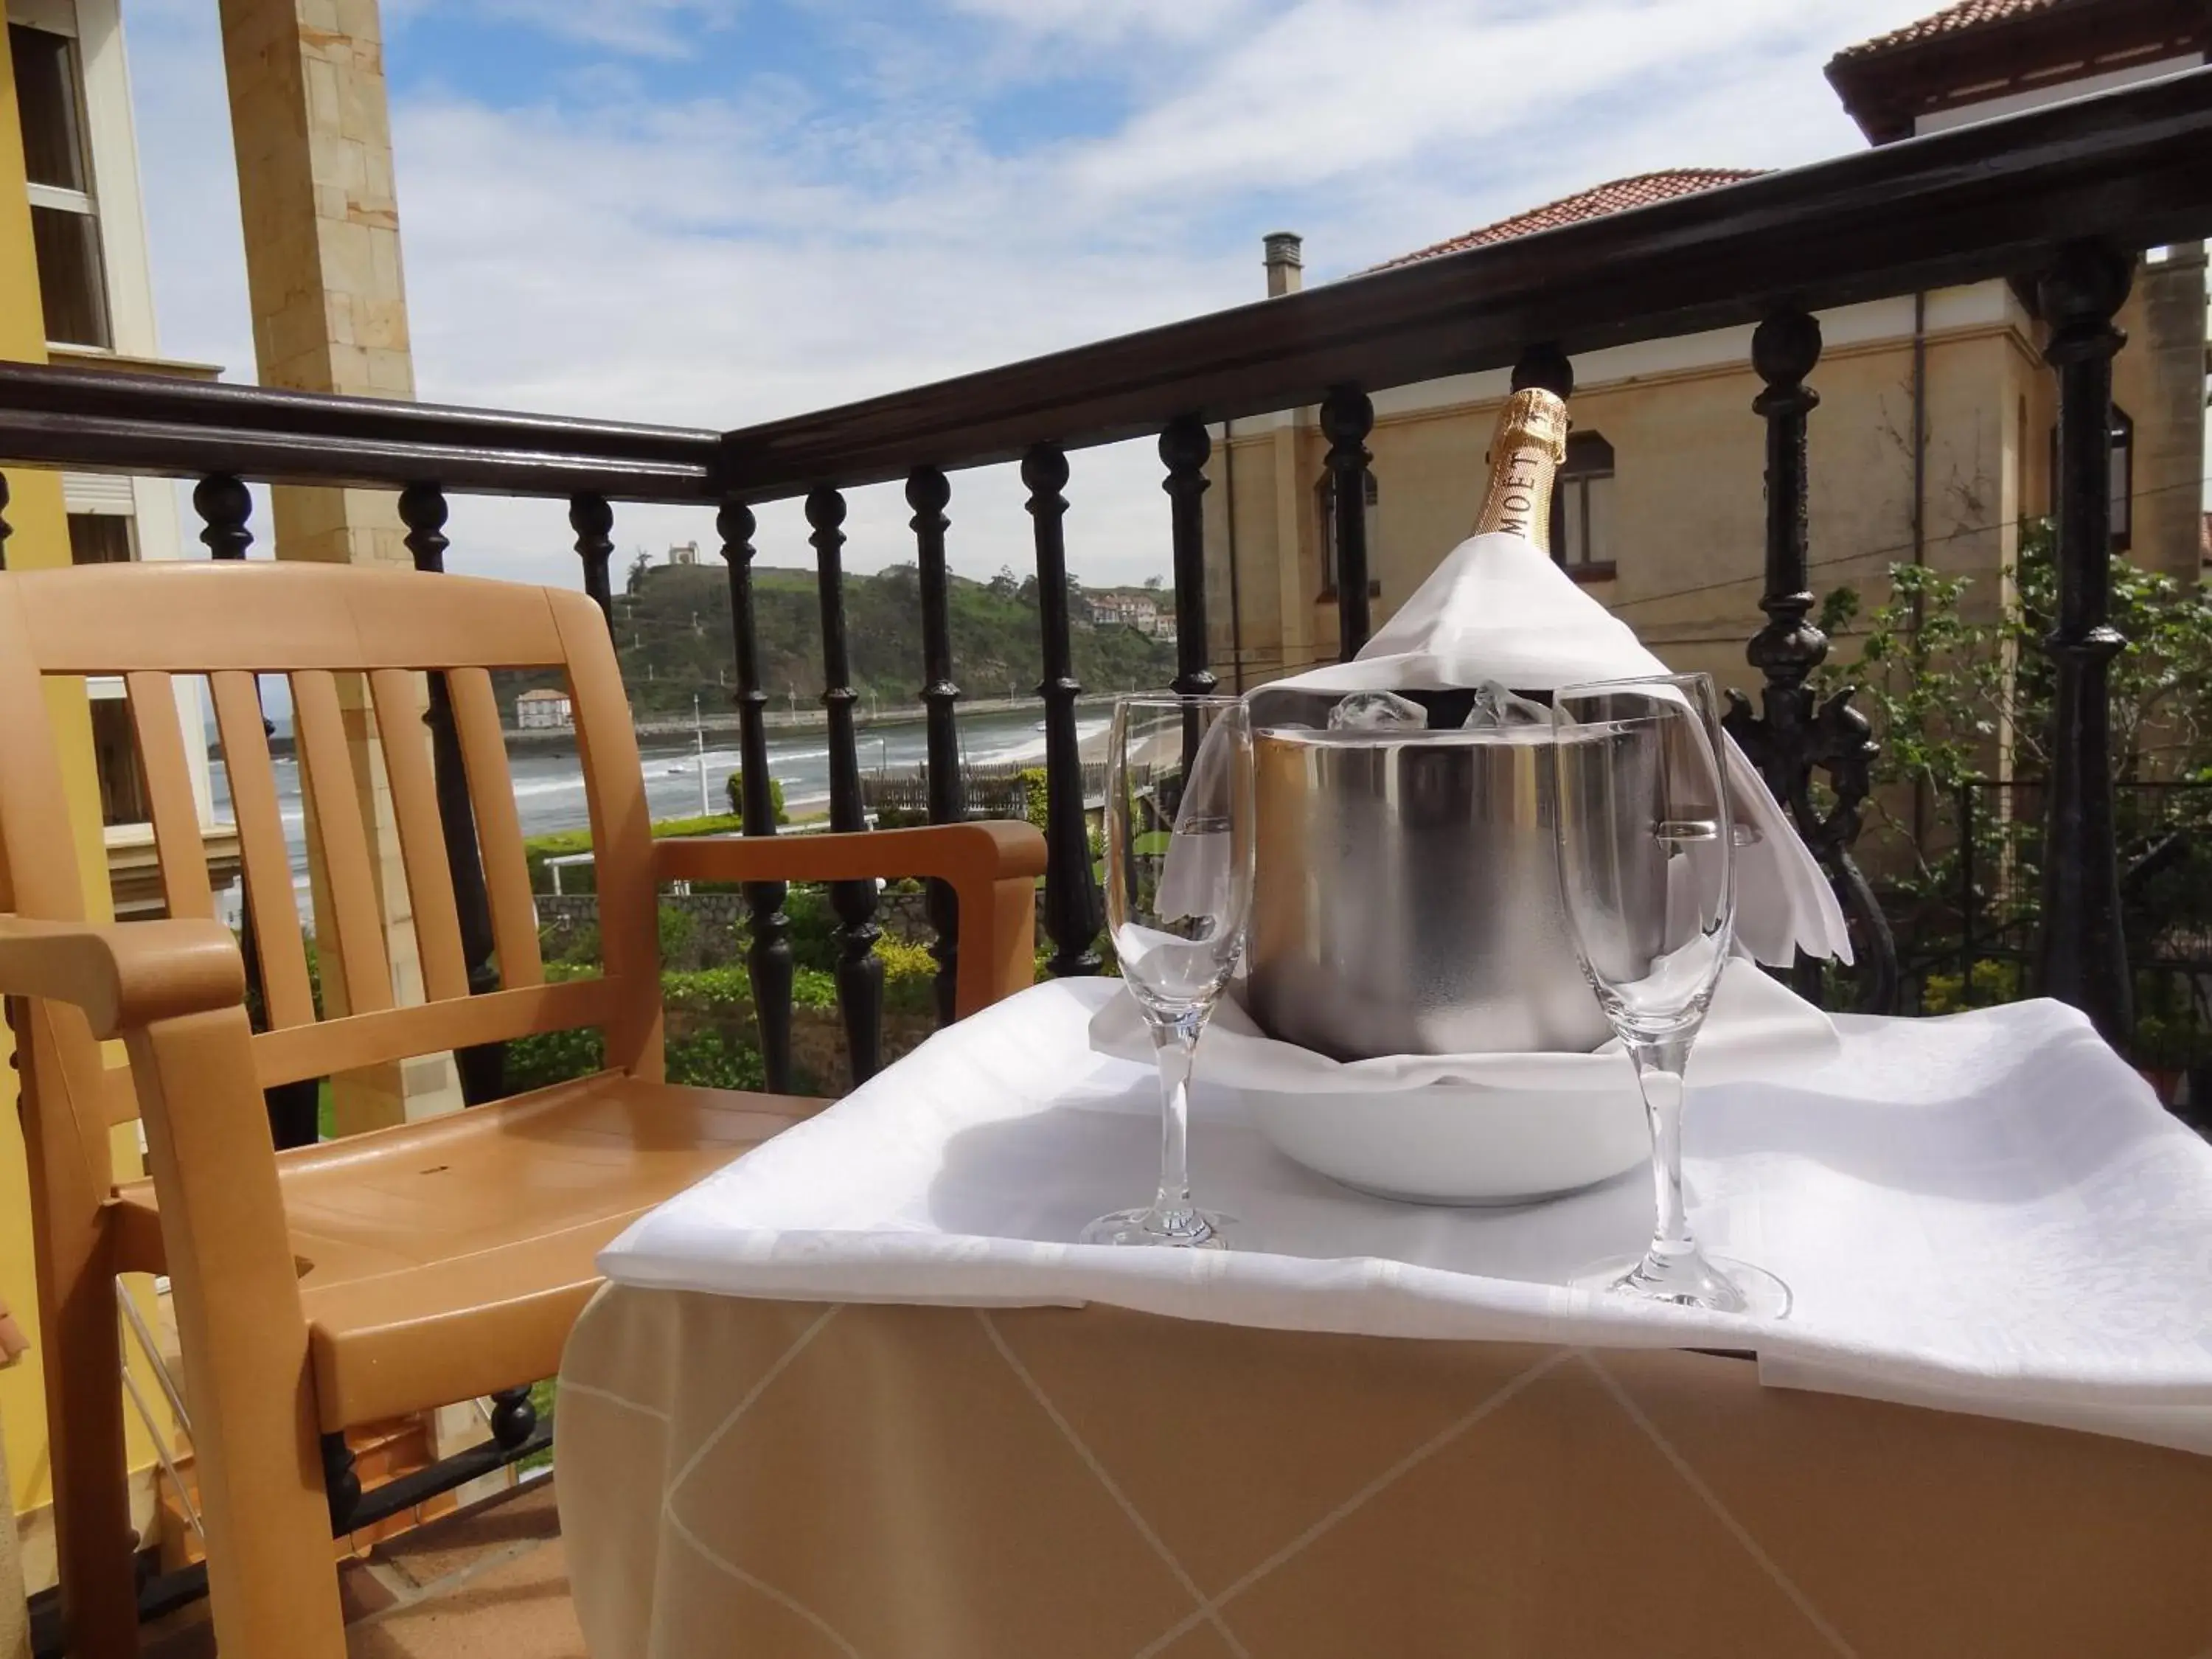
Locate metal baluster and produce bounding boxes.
[716,501,794,1093]
[1023,444,1102,978]
[1512,341,1576,400]
[195,476,324,1147]
[397,488,536,1478]
[569,492,615,625]
[1720,311,1897,1013]
[1958,780,1976,990]
[321,1432,362,1534]
[2035,241,2135,1046]
[1320,386,1374,659]
[0,471,13,570]
[1513,344,1575,559]
[398,483,504,1104]
[488,1385,537,1449]
[195,473,254,561]
[908,467,964,1027]
[1161,417,1216,700]
[807,487,885,1081]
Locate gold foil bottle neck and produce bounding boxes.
[1472,387,1569,554]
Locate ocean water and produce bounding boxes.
[209,703,1107,919]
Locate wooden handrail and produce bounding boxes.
[0,361,720,499]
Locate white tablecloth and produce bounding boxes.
[602,980,2212,1451]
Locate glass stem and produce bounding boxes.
[1629,1032,1696,1266]
[1149,1012,1203,1227]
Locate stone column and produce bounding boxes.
[218,0,461,1128]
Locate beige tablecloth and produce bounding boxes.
[557,1285,2212,1659]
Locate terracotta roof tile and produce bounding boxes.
[1370,169,1767,271]
[1831,0,2064,63]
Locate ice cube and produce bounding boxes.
[1466,679,1551,729]
[1326,690,1430,731]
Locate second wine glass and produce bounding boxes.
[1082,694,1253,1249]
[1549,672,1789,1318]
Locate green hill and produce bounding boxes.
[585,559,1178,720]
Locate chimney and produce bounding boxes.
[1263,231,1303,297]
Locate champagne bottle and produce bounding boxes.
[1472,386,1569,554]
[1395,386,1571,726]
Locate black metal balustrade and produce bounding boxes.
[0,72,2199,1057]
[0,71,2202,1058]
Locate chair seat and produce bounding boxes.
[114,1071,822,1430]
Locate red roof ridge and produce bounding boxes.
[1830,0,2067,65]
[1368,168,1768,273]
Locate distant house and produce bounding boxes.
[1088,591,1162,633]
[668,540,701,566]
[515,687,574,730]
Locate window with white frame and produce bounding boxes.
[1550,431,1616,577]
[10,18,110,348]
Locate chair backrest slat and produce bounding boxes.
[290,668,394,1016]
[209,669,316,1029]
[124,671,215,922]
[367,669,468,1004]
[447,667,543,990]
[554,597,660,1079]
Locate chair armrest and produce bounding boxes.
[654,823,1048,1018]
[0,916,248,1038]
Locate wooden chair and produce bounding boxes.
[0,560,1046,1658]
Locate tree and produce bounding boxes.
[1819,518,2212,1004]
[1143,574,1164,590]
[1829,518,2212,848]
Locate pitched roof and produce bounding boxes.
[1370,170,1767,271]
[1831,0,2063,63]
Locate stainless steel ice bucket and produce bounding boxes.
[1248,723,1649,1060]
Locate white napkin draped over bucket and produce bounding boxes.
[602,978,2212,1454]
[1248,531,1851,967]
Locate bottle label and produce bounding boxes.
[1472,388,1569,557]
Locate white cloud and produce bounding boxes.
[123,0,1950,601]
[384,0,750,60]
[939,0,1262,46]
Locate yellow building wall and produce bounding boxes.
[0,35,172,1523]
[1208,291,2199,709]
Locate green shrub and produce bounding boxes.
[504,1024,606,1091]
[540,920,600,967]
[1921,959,2023,1015]
[723,770,788,824]
[658,902,699,967]
[666,1026,768,1091]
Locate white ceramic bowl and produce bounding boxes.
[1236,1078,1648,1206]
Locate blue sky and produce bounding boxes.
[121,0,1949,590]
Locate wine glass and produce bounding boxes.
[1548,672,1789,1318]
[1082,694,1253,1248]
